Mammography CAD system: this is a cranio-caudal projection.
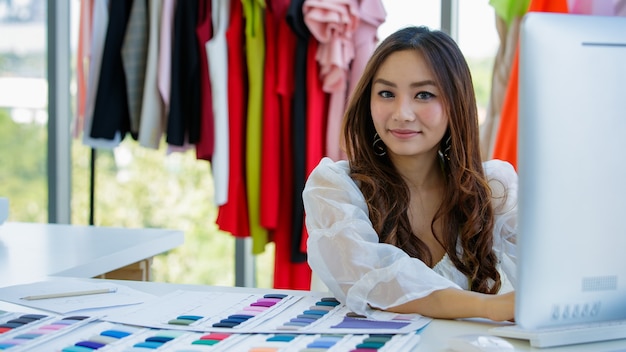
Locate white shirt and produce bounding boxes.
[303,157,518,318]
[206,0,230,206]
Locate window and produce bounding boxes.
[0,0,47,223]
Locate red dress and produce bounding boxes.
[216,0,250,238]
[260,0,282,233]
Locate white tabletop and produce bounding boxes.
[0,277,625,351]
[0,222,184,287]
[89,279,626,351]
[418,318,626,351]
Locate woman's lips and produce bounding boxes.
[389,129,420,139]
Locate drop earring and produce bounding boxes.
[438,134,451,165]
[373,133,387,156]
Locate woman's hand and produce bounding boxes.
[387,288,515,321]
[483,291,515,322]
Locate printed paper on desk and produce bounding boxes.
[0,279,155,314]
[102,289,432,334]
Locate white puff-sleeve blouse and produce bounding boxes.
[303,157,518,318]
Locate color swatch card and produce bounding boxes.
[0,309,97,351]
[32,320,422,352]
[27,321,250,352]
[102,290,431,334]
[212,332,422,352]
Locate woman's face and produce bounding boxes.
[370,49,448,162]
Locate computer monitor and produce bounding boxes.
[516,12,626,330]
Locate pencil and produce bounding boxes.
[20,288,117,300]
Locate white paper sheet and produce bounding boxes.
[0,278,155,314]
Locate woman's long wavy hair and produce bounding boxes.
[342,26,500,294]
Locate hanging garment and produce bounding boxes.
[303,0,360,162]
[568,0,612,14]
[492,0,569,169]
[89,0,132,143]
[260,0,283,232]
[195,0,216,161]
[167,0,201,147]
[206,0,232,207]
[216,0,250,238]
[286,0,310,264]
[83,0,122,149]
[480,0,528,159]
[158,0,184,163]
[243,0,269,255]
[301,38,328,255]
[570,0,626,15]
[489,0,531,26]
[73,0,93,139]
[619,0,626,16]
[121,0,149,139]
[348,0,386,98]
[138,0,165,149]
[259,0,311,290]
[158,0,176,117]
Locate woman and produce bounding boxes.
[303,26,518,321]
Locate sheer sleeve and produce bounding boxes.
[483,159,519,289]
[303,157,461,318]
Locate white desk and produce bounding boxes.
[1,278,625,351]
[419,319,626,351]
[0,222,184,287]
[89,279,626,352]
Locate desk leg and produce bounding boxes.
[96,258,152,281]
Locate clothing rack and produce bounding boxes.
[89,148,96,226]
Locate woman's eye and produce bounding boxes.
[378,90,394,99]
[416,91,435,100]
